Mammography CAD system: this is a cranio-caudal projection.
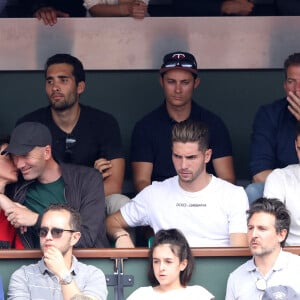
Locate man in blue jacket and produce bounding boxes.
[247,52,300,203]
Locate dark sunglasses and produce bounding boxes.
[38,227,76,238]
[163,60,196,69]
[65,135,77,163]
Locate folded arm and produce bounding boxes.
[88,1,147,18]
[221,0,254,15]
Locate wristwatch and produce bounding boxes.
[59,272,73,285]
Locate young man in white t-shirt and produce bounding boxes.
[106,119,248,248]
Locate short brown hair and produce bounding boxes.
[172,119,209,151]
[42,204,81,232]
[284,53,300,79]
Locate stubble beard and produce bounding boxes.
[251,245,275,258]
[49,95,77,112]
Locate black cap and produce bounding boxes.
[160,51,198,75]
[1,122,52,156]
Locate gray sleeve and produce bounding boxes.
[79,266,108,300]
[7,268,30,300]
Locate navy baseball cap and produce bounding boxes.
[1,122,52,156]
[160,51,198,76]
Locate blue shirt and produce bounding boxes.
[0,0,7,16]
[7,256,107,300]
[226,250,300,300]
[249,98,298,177]
[131,101,233,182]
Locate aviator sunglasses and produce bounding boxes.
[65,135,77,163]
[38,227,76,238]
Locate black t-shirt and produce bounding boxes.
[17,104,124,167]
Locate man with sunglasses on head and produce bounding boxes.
[2,122,110,248]
[16,53,129,217]
[131,51,235,194]
[226,198,300,300]
[8,204,107,300]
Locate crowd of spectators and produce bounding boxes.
[1,0,300,20]
[0,11,300,296]
[1,50,300,249]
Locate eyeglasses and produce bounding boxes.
[65,135,77,163]
[38,227,76,238]
[256,278,267,291]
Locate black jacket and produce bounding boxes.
[13,162,110,248]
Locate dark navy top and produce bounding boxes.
[131,101,233,182]
[250,98,298,177]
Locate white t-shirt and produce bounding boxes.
[127,285,214,300]
[84,0,149,10]
[264,164,300,245]
[121,175,248,247]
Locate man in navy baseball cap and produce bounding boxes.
[131,50,235,194]
[160,51,198,76]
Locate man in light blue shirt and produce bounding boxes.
[8,204,107,300]
[226,198,300,300]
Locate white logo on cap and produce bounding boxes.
[172,53,186,60]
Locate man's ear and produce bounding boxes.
[77,81,86,95]
[194,77,200,89]
[44,145,52,160]
[204,148,212,163]
[278,228,287,244]
[71,232,81,247]
[159,76,164,88]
